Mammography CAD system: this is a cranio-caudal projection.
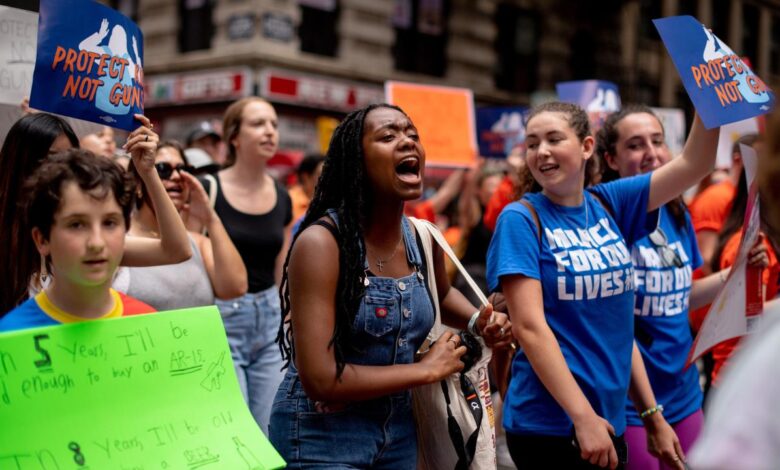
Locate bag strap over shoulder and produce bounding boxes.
[409,217,488,307]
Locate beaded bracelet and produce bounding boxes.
[640,404,664,419]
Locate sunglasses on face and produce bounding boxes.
[154,162,192,180]
[648,227,684,268]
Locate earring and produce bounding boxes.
[39,254,49,286]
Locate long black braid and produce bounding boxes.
[277,103,406,378]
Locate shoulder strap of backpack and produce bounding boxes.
[519,199,542,246]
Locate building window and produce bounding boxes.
[639,0,662,41]
[111,0,139,21]
[298,0,340,57]
[742,3,759,64]
[710,0,730,43]
[494,4,538,93]
[392,0,450,77]
[179,0,213,53]
[772,15,780,76]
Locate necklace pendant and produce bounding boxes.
[376,259,385,272]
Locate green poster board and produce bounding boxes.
[0,307,285,469]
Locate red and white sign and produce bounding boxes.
[260,68,383,112]
[145,68,252,106]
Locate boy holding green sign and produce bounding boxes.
[0,148,155,332]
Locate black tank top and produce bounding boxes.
[208,175,292,293]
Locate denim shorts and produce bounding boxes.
[269,368,417,469]
[217,286,284,434]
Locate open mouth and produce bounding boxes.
[166,185,184,197]
[539,163,559,174]
[83,259,108,267]
[395,156,421,184]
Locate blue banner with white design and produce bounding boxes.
[653,15,774,129]
[30,0,144,131]
[556,80,621,113]
[475,106,528,158]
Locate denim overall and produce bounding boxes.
[269,212,435,469]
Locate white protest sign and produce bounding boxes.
[688,144,762,365]
[0,6,37,105]
[715,118,760,169]
[651,107,686,157]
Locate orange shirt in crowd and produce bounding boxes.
[688,180,737,233]
[483,176,515,232]
[289,185,310,222]
[405,200,436,223]
[710,231,780,384]
[688,180,738,332]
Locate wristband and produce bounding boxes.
[467,311,481,337]
[640,404,664,420]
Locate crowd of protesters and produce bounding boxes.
[1,86,779,470]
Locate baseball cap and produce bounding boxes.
[186,121,220,146]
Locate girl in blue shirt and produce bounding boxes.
[487,102,719,469]
[596,105,769,470]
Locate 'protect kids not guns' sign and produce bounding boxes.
[29,0,144,131]
[0,307,285,469]
[654,16,774,129]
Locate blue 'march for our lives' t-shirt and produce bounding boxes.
[487,173,656,437]
[626,205,703,426]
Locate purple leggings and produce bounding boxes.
[624,409,703,470]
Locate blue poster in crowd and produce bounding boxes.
[475,106,528,158]
[29,0,144,131]
[556,80,621,113]
[654,15,774,129]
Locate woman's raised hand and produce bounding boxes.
[123,114,159,176]
[179,172,214,227]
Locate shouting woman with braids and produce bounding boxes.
[269,104,512,468]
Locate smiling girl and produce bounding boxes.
[487,102,719,469]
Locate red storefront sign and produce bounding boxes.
[260,69,383,112]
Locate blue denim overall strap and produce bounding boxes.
[269,210,433,468]
[323,208,432,366]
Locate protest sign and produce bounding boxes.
[650,107,686,157]
[29,0,144,131]
[654,16,774,129]
[385,81,477,167]
[475,106,528,158]
[0,6,37,105]
[0,307,285,470]
[715,117,760,169]
[688,144,763,365]
[556,80,621,131]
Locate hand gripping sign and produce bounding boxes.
[29,0,144,131]
[654,16,774,130]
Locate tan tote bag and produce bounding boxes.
[409,217,497,470]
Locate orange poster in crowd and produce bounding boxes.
[385,81,477,167]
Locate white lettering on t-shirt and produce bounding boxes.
[632,241,694,316]
[549,217,635,302]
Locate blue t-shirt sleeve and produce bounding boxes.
[685,211,704,270]
[0,299,51,333]
[589,173,656,246]
[486,203,541,292]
